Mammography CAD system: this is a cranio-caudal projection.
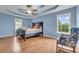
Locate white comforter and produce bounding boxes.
[25,28,42,35]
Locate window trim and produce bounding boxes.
[57,13,71,35]
[15,17,23,31]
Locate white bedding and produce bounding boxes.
[25,28,42,35]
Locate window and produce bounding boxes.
[15,18,23,31]
[57,13,71,34]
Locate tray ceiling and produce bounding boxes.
[0,5,76,19]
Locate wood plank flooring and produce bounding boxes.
[0,36,56,53]
[0,36,79,53]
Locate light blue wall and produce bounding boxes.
[0,7,77,37]
[0,13,32,36]
[32,7,77,37]
[76,6,79,27]
[0,13,15,36]
[23,18,32,28]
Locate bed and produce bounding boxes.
[25,28,42,35]
[16,22,43,41]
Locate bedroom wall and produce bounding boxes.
[0,13,15,36]
[23,18,32,28]
[76,6,79,28]
[0,13,32,37]
[32,7,77,37]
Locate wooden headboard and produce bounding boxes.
[32,22,43,34]
[32,22,43,29]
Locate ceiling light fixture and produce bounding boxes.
[18,5,45,16]
[27,10,32,14]
[26,5,32,14]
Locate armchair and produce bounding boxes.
[56,28,79,53]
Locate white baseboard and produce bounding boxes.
[43,35,57,39]
[0,34,15,38]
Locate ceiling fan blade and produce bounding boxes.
[39,5,45,8]
[33,9,38,11]
[25,12,28,14]
[18,8,26,13]
[26,5,32,7]
[32,13,38,15]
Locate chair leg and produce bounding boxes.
[56,43,58,53]
[73,47,76,53]
[56,46,58,53]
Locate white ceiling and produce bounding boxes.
[0,5,76,19]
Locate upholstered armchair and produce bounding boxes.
[56,28,79,53]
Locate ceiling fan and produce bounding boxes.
[18,5,45,16]
[25,5,38,15]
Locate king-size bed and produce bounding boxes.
[16,22,43,41]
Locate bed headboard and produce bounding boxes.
[32,22,43,34]
[32,22,43,29]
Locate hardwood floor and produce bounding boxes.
[0,36,79,53]
[0,36,56,53]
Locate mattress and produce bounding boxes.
[25,28,42,35]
